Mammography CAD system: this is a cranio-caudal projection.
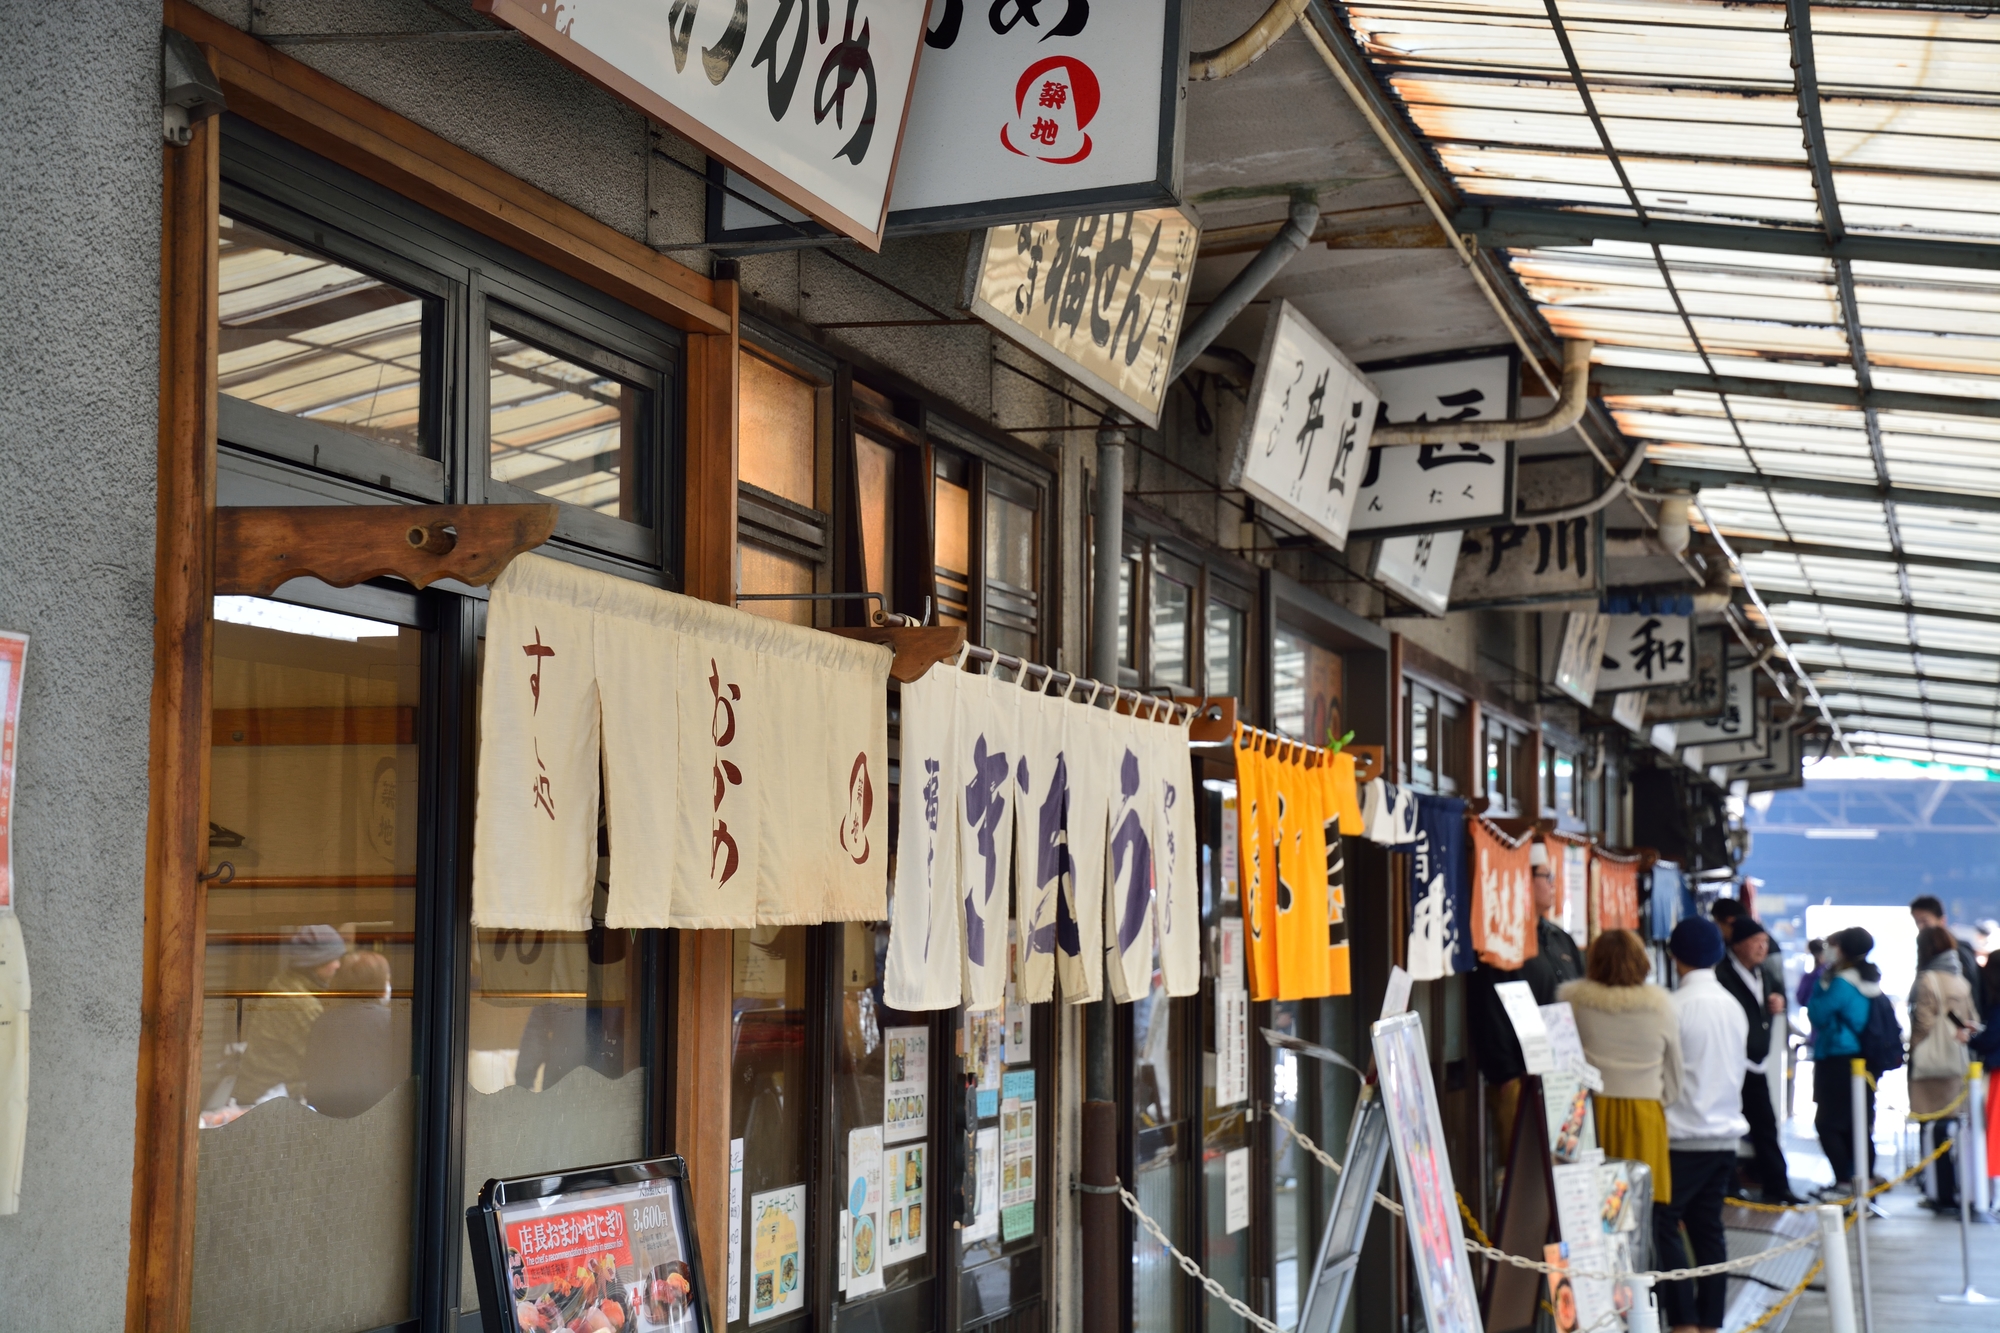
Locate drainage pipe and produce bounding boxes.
[1169,193,1321,383]
[1371,339,1594,446]
[1188,0,1311,81]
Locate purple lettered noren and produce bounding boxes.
[1110,749,1154,952]
[961,733,1010,967]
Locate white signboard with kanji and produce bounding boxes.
[1350,351,1516,537]
[1226,302,1380,551]
[477,0,929,249]
[1595,614,1694,692]
[965,206,1197,426]
[1370,530,1463,618]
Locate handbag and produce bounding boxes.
[1910,972,1972,1081]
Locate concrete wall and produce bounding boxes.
[0,1,165,1316]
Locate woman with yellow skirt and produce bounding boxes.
[1560,929,1684,1201]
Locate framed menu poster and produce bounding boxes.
[467,1153,714,1333]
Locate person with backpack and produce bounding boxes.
[1807,927,1893,1194]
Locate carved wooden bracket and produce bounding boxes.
[1185,695,1240,745]
[1347,744,1384,785]
[214,504,559,597]
[824,624,967,683]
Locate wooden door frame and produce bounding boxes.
[131,14,739,1329]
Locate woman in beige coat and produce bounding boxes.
[1910,924,1976,1210]
[1560,929,1684,1201]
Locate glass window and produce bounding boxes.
[740,352,818,508]
[1205,599,1245,701]
[730,926,813,1331]
[1132,975,1186,1333]
[739,543,817,626]
[218,215,429,455]
[1273,627,1307,739]
[1151,572,1191,689]
[935,471,971,627]
[460,640,651,1310]
[1268,1000,1306,1330]
[488,323,649,524]
[856,435,896,602]
[1406,685,1434,790]
[1555,751,1576,818]
[985,487,1039,660]
[1118,555,1139,669]
[195,596,422,1333]
[1200,779,1250,1333]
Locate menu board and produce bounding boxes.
[468,1156,711,1333]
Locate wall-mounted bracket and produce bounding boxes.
[215,503,558,596]
[824,625,967,684]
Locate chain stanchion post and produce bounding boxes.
[1623,1273,1659,1333]
[1970,1062,1991,1218]
[1848,1058,1874,1333]
[1816,1205,1858,1333]
[1939,1065,1994,1307]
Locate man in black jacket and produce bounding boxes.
[1715,916,1803,1204]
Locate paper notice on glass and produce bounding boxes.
[748,1184,805,1324]
[0,632,25,912]
[1550,1158,1617,1331]
[1221,784,1239,904]
[1216,986,1249,1107]
[846,1126,885,1296]
[1000,1098,1037,1207]
[1496,980,1555,1075]
[884,1025,928,1143]
[965,1126,1001,1241]
[1004,941,1032,1064]
[1225,1146,1251,1234]
[1002,1069,1035,1104]
[728,1138,745,1322]
[1002,1200,1034,1242]
[1218,918,1245,988]
[1381,964,1414,1018]
[1542,1071,1599,1164]
[883,1142,926,1267]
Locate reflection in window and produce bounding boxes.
[1132,974,1185,1333]
[218,215,427,454]
[985,489,1039,659]
[1268,1000,1305,1330]
[740,353,817,508]
[489,326,646,522]
[1554,751,1575,817]
[856,435,896,602]
[1118,555,1139,669]
[1205,600,1244,701]
[195,597,420,1333]
[1151,573,1190,689]
[1273,627,1307,739]
[731,926,812,1330]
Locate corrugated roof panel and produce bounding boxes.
[1893,505,2000,561]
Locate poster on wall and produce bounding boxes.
[1594,614,1693,692]
[883,1026,929,1142]
[1369,530,1463,618]
[1372,1012,1483,1333]
[0,632,22,912]
[475,0,929,249]
[466,1157,710,1333]
[1226,301,1381,551]
[964,206,1198,427]
[1350,348,1518,537]
[748,1183,806,1324]
[712,0,1185,240]
[883,1143,926,1266]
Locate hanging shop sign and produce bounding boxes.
[1350,347,1517,538]
[1368,530,1462,618]
[1674,655,1754,750]
[1234,728,1363,1003]
[1593,613,1693,693]
[1449,457,1603,608]
[1588,849,1641,936]
[963,205,1197,427]
[466,1155,712,1333]
[1225,301,1380,551]
[475,0,929,250]
[1687,693,1769,767]
[711,0,1185,241]
[472,553,892,931]
[1549,611,1608,706]
[1469,817,1536,971]
[1643,626,1725,723]
[1405,794,1471,982]
[1727,722,1803,791]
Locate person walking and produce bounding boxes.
[1909,923,1976,1213]
[1655,917,1749,1333]
[1715,916,1802,1203]
[1561,928,1683,1204]
[1806,927,1883,1194]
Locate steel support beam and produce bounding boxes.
[1453,203,2000,272]
[1644,463,2000,516]
[1593,367,2000,422]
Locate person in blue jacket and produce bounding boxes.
[1806,927,1881,1194]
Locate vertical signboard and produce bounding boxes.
[1225,301,1380,550]
[1370,530,1463,618]
[477,0,930,249]
[1644,627,1726,723]
[964,206,1198,426]
[1350,348,1517,537]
